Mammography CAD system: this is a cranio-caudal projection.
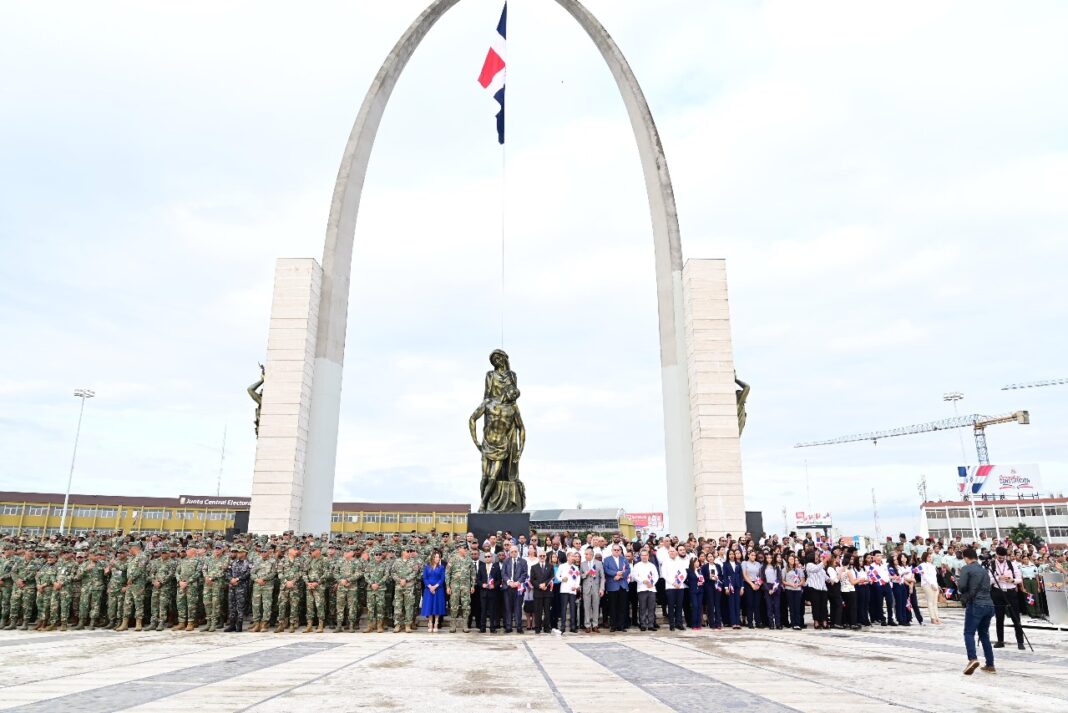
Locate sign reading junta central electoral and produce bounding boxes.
[178,495,252,508]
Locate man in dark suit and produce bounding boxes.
[603,544,631,632]
[476,550,502,633]
[530,552,555,634]
[501,546,528,633]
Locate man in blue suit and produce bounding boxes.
[476,550,503,633]
[501,546,528,633]
[603,544,631,632]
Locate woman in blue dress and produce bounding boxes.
[421,551,446,632]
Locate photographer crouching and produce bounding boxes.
[956,547,996,675]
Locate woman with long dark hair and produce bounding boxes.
[741,550,762,629]
[804,552,829,629]
[685,557,703,630]
[762,552,783,630]
[783,553,805,630]
[827,553,844,629]
[722,549,743,629]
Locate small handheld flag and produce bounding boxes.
[1027,593,1035,606]
[477,2,507,144]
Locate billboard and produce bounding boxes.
[178,495,252,508]
[626,512,665,531]
[795,511,833,528]
[957,465,1041,496]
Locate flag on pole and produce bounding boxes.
[477,1,507,144]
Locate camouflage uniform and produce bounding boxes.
[333,553,362,632]
[0,550,14,627]
[201,549,229,632]
[276,552,303,632]
[364,552,389,631]
[249,552,277,631]
[355,551,369,618]
[77,554,106,629]
[383,551,396,627]
[6,553,38,629]
[302,552,329,631]
[174,552,202,630]
[34,557,58,630]
[446,549,476,632]
[49,553,79,629]
[151,552,177,630]
[324,547,339,627]
[105,554,127,628]
[391,553,420,632]
[120,549,149,630]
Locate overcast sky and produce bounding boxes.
[1,0,1065,539]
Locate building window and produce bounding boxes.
[381,513,398,523]
[97,508,117,519]
[140,509,170,520]
[995,507,1019,518]
[331,513,344,523]
[21,527,41,536]
[71,528,89,536]
[1048,527,1068,538]
[418,514,432,524]
[72,507,95,518]
[438,515,452,524]
[346,514,360,523]
[364,514,381,523]
[206,511,231,521]
[45,527,61,535]
[926,510,947,520]
[25,506,47,517]
[0,504,23,516]
[1019,507,1044,517]
[400,514,417,524]
[1045,505,1068,517]
[947,508,972,519]
[50,506,65,516]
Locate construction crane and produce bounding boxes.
[1001,377,1068,390]
[795,410,1030,464]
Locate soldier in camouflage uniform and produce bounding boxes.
[0,543,15,628]
[324,543,339,628]
[151,548,177,631]
[249,544,276,632]
[383,548,396,628]
[364,548,388,632]
[446,544,476,632]
[302,543,329,633]
[174,546,201,631]
[391,546,419,633]
[6,548,38,630]
[77,550,106,629]
[48,549,78,630]
[118,542,149,631]
[105,548,127,629]
[355,547,369,623]
[333,547,362,632]
[276,546,303,633]
[34,551,58,631]
[70,551,85,623]
[201,542,229,632]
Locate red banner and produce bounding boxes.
[626,512,665,530]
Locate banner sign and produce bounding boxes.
[178,495,251,508]
[957,465,1041,496]
[626,512,665,530]
[795,511,833,528]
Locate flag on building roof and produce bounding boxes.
[477,2,507,144]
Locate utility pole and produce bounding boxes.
[216,424,227,497]
[871,488,881,545]
[917,474,928,503]
[60,388,95,535]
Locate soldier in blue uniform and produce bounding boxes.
[224,546,251,632]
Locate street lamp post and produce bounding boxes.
[943,390,976,540]
[60,388,95,535]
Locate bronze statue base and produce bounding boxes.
[467,512,530,548]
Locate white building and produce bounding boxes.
[921,494,1068,547]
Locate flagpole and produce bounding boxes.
[500,138,506,348]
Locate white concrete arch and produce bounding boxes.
[300,0,696,534]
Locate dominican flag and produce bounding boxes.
[477,2,507,144]
[958,465,993,495]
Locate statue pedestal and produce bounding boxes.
[468,512,530,547]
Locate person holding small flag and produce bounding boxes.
[558,550,581,634]
[660,546,687,631]
[630,548,659,631]
[580,548,604,633]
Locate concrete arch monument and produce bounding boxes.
[248,0,744,537]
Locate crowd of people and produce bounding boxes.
[0,527,1063,641]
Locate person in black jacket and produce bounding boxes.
[956,548,995,675]
[530,552,555,634]
[223,547,251,633]
[476,551,502,633]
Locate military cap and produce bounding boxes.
[213,542,225,550]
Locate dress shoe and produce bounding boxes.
[980,665,996,674]
[993,642,1005,648]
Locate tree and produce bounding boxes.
[1007,523,1044,547]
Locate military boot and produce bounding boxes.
[60,622,68,632]
[316,622,325,633]
[45,623,56,632]
[155,621,165,631]
[116,618,129,632]
[275,619,287,633]
[4,621,15,630]
[19,620,30,631]
[364,621,374,633]
[393,623,402,633]
[74,619,84,630]
[450,621,458,633]
[303,622,313,633]
[134,618,143,632]
[404,624,412,633]
[288,621,298,633]
[33,619,44,631]
[185,622,195,632]
[205,621,216,633]
[377,622,384,633]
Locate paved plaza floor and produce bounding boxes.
[0,612,1064,712]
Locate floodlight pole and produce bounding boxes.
[60,388,95,535]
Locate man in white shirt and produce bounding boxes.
[630,549,659,631]
[660,547,687,631]
[558,551,581,633]
[987,546,1025,650]
[871,552,897,626]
